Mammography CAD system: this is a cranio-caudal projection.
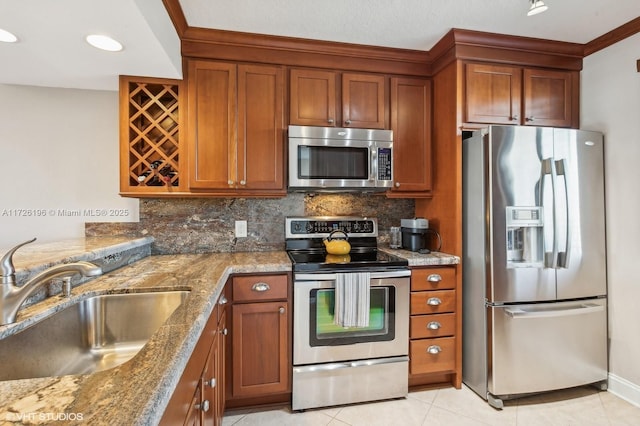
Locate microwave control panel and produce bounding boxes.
[377,148,392,181]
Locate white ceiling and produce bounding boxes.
[1,0,639,91]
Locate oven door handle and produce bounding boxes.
[293,356,409,374]
[294,270,411,281]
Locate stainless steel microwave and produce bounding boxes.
[288,125,393,191]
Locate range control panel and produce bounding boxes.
[285,217,378,238]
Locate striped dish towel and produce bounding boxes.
[334,272,371,328]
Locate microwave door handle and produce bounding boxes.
[370,146,377,181]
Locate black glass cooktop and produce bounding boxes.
[288,250,408,272]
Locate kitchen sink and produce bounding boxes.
[0,290,189,381]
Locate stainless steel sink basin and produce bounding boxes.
[0,290,189,381]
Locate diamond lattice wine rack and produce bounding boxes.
[119,76,185,195]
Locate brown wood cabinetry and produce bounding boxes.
[389,77,432,197]
[464,62,576,128]
[289,68,386,129]
[160,293,228,426]
[226,274,291,408]
[119,75,186,196]
[408,267,461,387]
[187,60,285,195]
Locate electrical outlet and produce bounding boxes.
[235,220,248,238]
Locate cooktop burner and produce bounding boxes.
[288,250,408,272]
[285,216,409,273]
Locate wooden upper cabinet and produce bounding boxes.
[464,63,521,125]
[465,62,576,128]
[389,77,432,196]
[342,73,385,129]
[290,68,386,129]
[523,68,573,128]
[237,64,285,191]
[289,69,337,126]
[188,61,237,190]
[187,60,285,195]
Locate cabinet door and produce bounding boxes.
[231,301,289,397]
[523,68,573,128]
[390,77,432,194]
[215,310,227,426]
[465,63,521,125]
[237,64,285,191]
[342,73,385,129]
[289,69,337,126]
[187,61,237,190]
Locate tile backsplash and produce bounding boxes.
[86,193,414,254]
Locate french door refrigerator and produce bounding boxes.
[462,125,608,409]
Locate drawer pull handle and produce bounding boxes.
[427,297,442,306]
[427,274,442,283]
[427,345,442,355]
[251,282,271,292]
[427,321,441,330]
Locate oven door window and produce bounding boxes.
[309,286,395,346]
[298,145,369,179]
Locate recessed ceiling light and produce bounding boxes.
[527,0,548,16]
[0,28,18,43]
[85,34,123,52]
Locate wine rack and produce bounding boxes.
[119,75,185,195]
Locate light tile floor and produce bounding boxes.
[222,385,640,425]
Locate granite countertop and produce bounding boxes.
[380,247,460,266]
[0,239,458,425]
[0,251,292,425]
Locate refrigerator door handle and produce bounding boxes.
[541,158,558,268]
[555,158,570,268]
[504,303,604,319]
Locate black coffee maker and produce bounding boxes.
[400,218,442,253]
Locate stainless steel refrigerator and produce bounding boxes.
[462,125,608,409]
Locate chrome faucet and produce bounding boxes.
[0,238,103,325]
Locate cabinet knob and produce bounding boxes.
[204,377,216,388]
[427,297,442,306]
[344,119,351,126]
[240,180,246,185]
[327,118,335,124]
[526,116,535,122]
[279,306,286,314]
[251,282,270,292]
[395,182,401,188]
[427,321,441,330]
[196,400,211,412]
[219,295,228,305]
[427,345,442,355]
[228,180,234,185]
[221,327,228,336]
[427,274,442,283]
[511,115,519,121]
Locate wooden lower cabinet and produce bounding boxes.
[226,273,292,408]
[409,266,461,388]
[160,293,228,426]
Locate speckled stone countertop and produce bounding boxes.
[0,241,457,425]
[380,247,460,266]
[0,251,292,425]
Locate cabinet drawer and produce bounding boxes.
[410,337,456,375]
[411,268,456,291]
[410,313,456,339]
[410,290,455,314]
[233,275,288,302]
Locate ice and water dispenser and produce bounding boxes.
[505,207,544,268]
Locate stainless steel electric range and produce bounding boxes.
[285,216,411,411]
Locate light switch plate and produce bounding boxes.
[235,220,247,238]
